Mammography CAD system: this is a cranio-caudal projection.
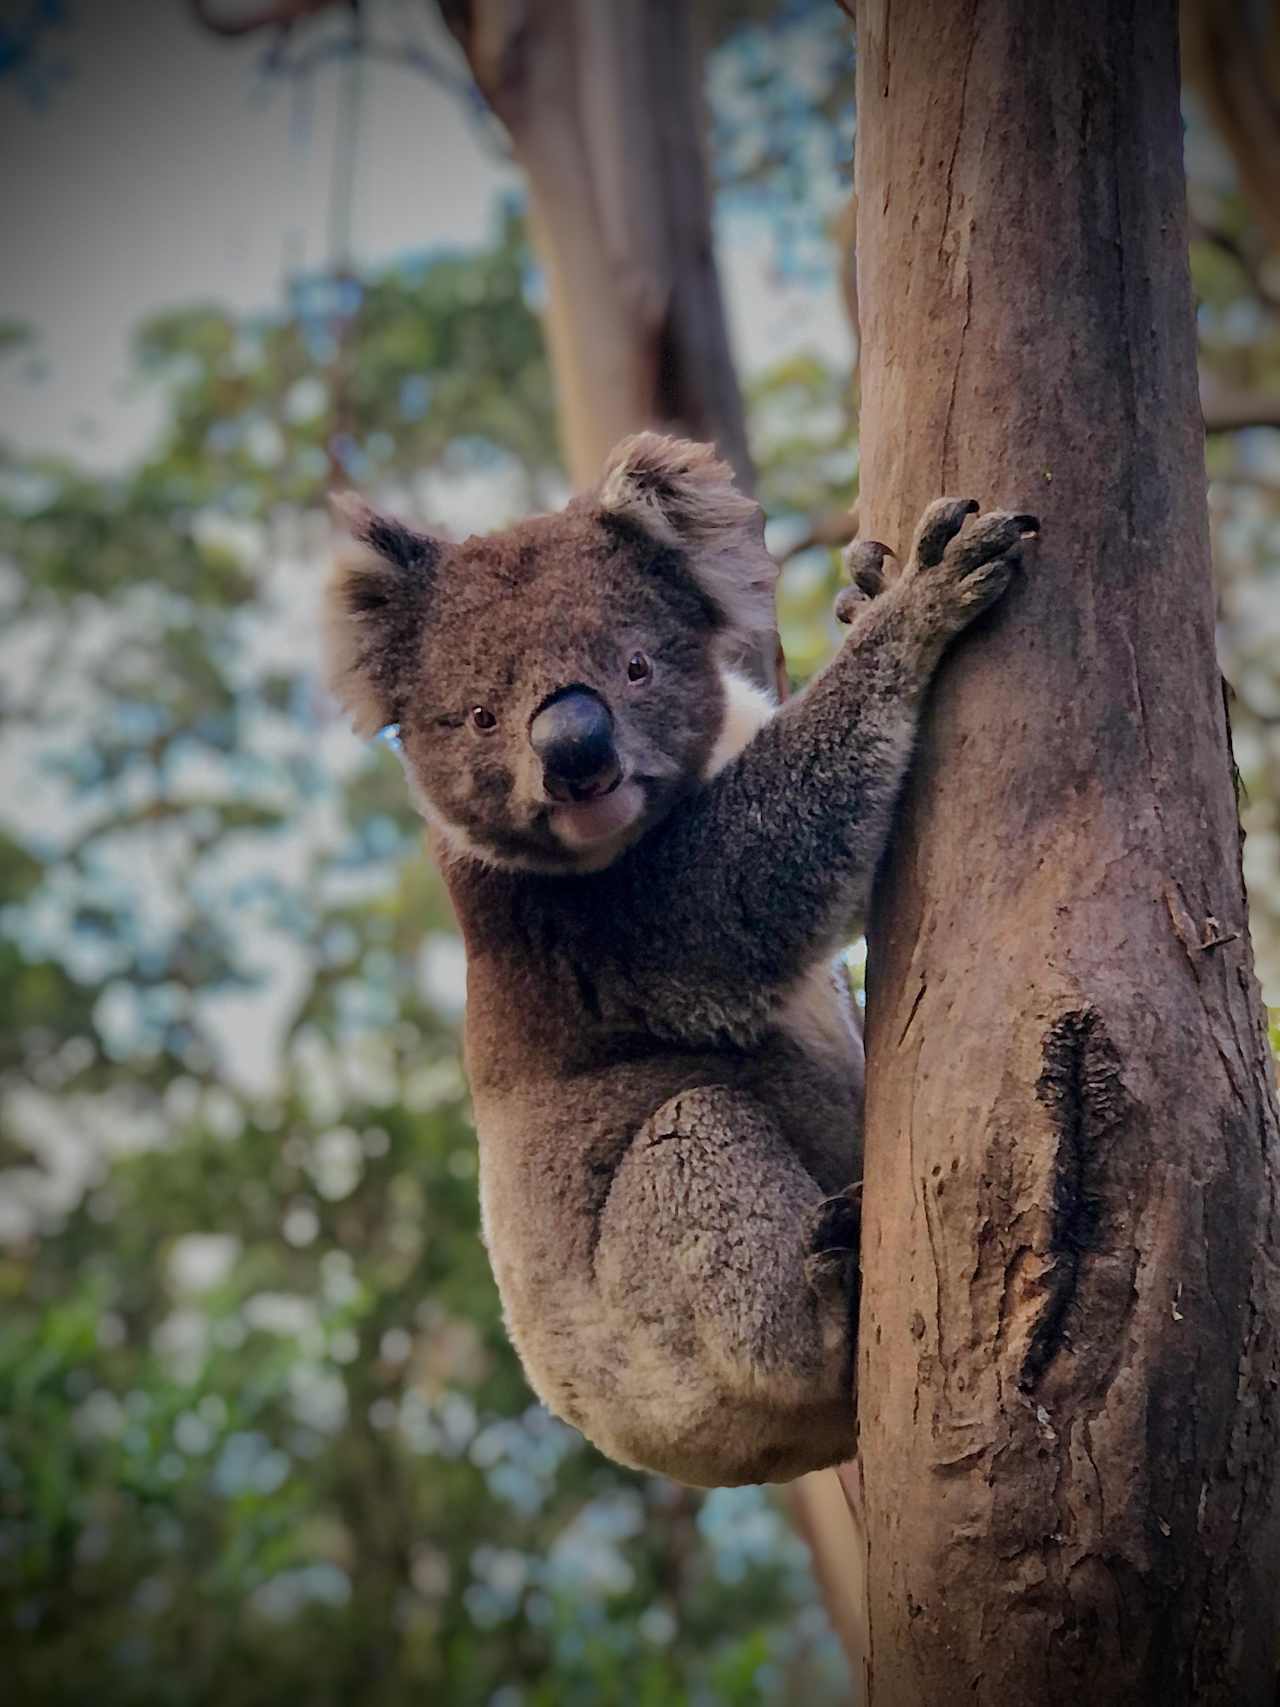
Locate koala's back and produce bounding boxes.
[446,849,861,1477]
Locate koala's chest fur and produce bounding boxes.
[453,848,863,1227]
[451,670,859,1129]
[459,872,859,1090]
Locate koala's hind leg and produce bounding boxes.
[592,1086,858,1485]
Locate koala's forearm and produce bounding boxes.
[768,586,933,879]
[615,493,1037,1009]
[621,587,932,993]
[731,590,929,916]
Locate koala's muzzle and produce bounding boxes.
[530,688,622,803]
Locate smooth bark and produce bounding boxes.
[852,2,1280,1702]
[439,0,749,487]
[438,0,790,695]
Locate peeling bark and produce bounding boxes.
[852,1,1280,1701]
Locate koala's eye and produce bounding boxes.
[626,651,652,684]
[470,705,497,733]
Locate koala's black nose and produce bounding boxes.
[530,688,621,803]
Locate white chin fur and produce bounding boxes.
[703,669,776,778]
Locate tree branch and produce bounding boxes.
[189,0,345,37]
[1201,381,1280,432]
[776,505,857,563]
[1182,0,1280,253]
[189,0,494,144]
[254,29,477,102]
[1209,471,1280,503]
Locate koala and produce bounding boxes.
[324,434,1037,1487]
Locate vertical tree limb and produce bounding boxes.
[1182,0,1280,251]
[439,0,789,695]
[852,1,1280,1701]
[438,0,749,486]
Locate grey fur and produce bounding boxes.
[324,438,1037,1487]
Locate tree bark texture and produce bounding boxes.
[440,0,749,488]
[441,0,783,699]
[853,2,1280,1702]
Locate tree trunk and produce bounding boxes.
[439,0,748,485]
[852,2,1280,1702]
[438,0,786,696]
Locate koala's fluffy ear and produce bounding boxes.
[596,433,778,647]
[325,493,441,737]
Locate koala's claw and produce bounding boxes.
[805,1183,862,1311]
[910,503,1039,627]
[944,509,1040,573]
[836,540,897,624]
[855,498,1043,648]
[911,496,980,568]
[807,1182,862,1258]
[838,503,1039,627]
[844,539,897,590]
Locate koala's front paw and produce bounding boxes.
[904,497,1039,635]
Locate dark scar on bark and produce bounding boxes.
[1021,1008,1129,1391]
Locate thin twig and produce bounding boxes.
[256,29,474,100]
[777,506,859,563]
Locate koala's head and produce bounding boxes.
[324,434,779,874]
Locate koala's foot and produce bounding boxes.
[805,1182,862,1315]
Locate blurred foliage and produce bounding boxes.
[751,351,857,684]
[130,201,559,514]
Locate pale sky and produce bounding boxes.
[1,0,850,472]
